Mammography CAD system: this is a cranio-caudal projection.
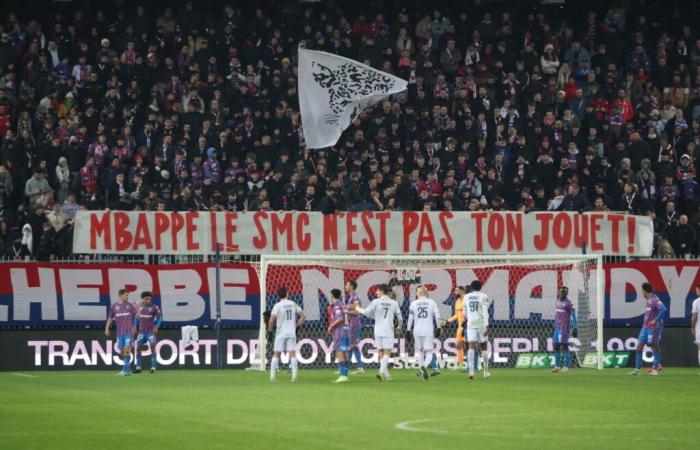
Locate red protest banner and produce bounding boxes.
[73,211,653,256]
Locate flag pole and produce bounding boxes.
[215,243,222,369]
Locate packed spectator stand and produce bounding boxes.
[0,0,700,260]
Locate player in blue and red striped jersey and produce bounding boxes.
[134,291,162,374]
[550,287,578,373]
[630,282,667,376]
[345,280,364,374]
[105,289,137,376]
[328,288,350,383]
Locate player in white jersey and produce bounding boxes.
[692,284,700,373]
[462,280,491,379]
[354,284,402,381]
[407,286,442,380]
[268,287,305,382]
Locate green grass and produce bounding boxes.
[1,368,699,450]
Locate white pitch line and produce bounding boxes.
[12,373,37,378]
[395,413,694,442]
[396,412,539,433]
[395,418,448,434]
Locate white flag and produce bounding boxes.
[298,48,408,149]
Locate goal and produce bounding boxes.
[253,255,603,370]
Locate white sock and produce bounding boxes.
[415,352,423,368]
[381,355,390,374]
[483,350,490,372]
[290,357,298,379]
[467,349,475,375]
[423,351,432,368]
[697,350,700,366]
[270,356,279,379]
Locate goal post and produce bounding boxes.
[254,254,604,371]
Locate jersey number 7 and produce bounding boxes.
[382,307,389,318]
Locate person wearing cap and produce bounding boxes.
[677,154,697,181]
[541,43,560,76]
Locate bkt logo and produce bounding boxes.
[515,353,555,368]
[582,352,631,368]
[516,352,631,368]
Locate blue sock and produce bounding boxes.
[340,361,349,376]
[122,355,130,372]
[563,351,570,367]
[352,348,363,368]
[474,351,479,371]
[652,352,661,368]
[554,351,561,368]
[635,351,643,369]
[430,354,437,370]
[151,354,157,369]
[135,352,142,368]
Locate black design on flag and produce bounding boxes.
[299,48,407,149]
[311,61,396,123]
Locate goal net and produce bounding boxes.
[254,255,603,370]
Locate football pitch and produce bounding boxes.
[1,368,698,450]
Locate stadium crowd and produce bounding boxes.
[0,0,700,260]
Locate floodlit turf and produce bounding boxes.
[1,368,699,450]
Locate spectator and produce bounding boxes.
[439,39,461,79]
[37,221,57,261]
[591,183,615,210]
[556,182,591,212]
[61,194,79,219]
[107,173,130,210]
[664,201,680,228]
[47,204,69,232]
[203,148,221,184]
[619,182,644,214]
[320,187,341,214]
[671,214,697,257]
[25,170,49,205]
[20,224,33,258]
[655,233,676,258]
[296,185,319,212]
[0,219,12,256]
[592,197,611,211]
[0,164,12,195]
[540,44,560,78]
[627,44,652,74]
[55,157,72,204]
